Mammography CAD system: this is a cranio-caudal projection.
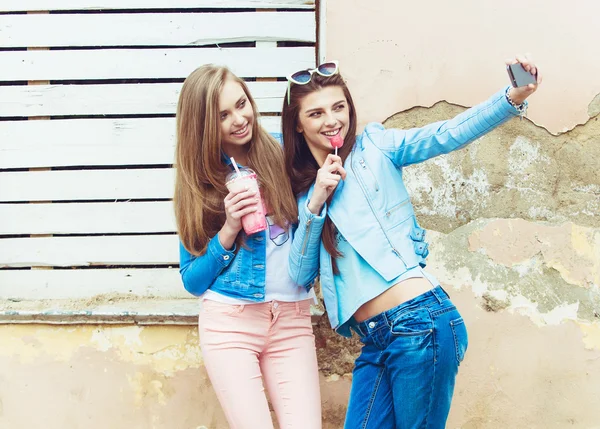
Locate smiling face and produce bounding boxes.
[295,86,350,165]
[218,78,254,160]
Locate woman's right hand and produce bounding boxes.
[218,188,259,249]
[308,154,346,214]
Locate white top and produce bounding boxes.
[203,216,315,304]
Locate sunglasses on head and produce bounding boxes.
[286,60,339,104]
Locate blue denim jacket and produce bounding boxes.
[178,133,311,300]
[289,87,526,332]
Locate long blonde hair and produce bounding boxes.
[174,65,298,256]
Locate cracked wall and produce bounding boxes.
[320,1,600,427]
[326,0,600,135]
[2,2,599,428]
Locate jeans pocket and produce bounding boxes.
[389,306,433,337]
[295,300,312,317]
[450,317,468,364]
[201,300,243,317]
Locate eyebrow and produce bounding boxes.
[304,99,346,114]
[219,95,247,115]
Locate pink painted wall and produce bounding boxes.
[325,0,600,134]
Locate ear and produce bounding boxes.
[296,125,303,133]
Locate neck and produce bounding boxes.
[223,143,249,166]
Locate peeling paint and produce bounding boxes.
[384,101,600,235]
[0,325,202,373]
[424,219,600,328]
[468,219,600,288]
[579,322,600,350]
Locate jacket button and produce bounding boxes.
[223,255,230,261]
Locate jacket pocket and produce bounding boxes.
[384,199,412,229]
[357,158,380,192]
[450,317,468,365]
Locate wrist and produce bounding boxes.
[506,87,528,118]
[507,87,527,107]
[218,223,239,250]
[307,198,325,215]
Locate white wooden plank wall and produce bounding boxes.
[0,1,316,310]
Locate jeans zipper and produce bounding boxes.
[301,218,313,255]
[350,153,405,264]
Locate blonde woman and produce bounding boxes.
[174,65,321,429]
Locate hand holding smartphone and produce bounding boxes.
[507,63,537,87]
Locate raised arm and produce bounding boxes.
[368,56,541,167]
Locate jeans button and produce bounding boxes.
[273,302,279,309]
[368,321,376,329]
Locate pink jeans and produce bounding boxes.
[199,299,322,429]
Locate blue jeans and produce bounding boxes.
[345,286,468,429]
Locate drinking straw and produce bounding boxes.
[230,157,241,175]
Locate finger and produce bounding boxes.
[515,54,528,65]
[324,154,342,166]
[325,162,343,174]
[530,67,537,77]
[236,206,259,218]
[505,58,518,66]
[228,197,259,215]
[336,166,347,180]
[323,174,342,185]
[228,188,258,205]
[317,176,340,189]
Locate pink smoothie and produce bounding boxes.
[225,168,267,235]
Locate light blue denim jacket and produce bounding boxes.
[289,87,526,332]
[179,133,313,300]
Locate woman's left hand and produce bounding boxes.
[506,54,542,105]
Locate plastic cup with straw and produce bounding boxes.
[225,157,267,235]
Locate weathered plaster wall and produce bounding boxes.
[3,2,599,429]
[319,0,600,427]
[0,324,350,429]
[326,0,600,134]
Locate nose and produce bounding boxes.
[232,111,244,125]
[324,111,337,127]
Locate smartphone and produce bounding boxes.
[507,63,537,88]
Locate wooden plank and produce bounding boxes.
[0,201,176,235]
[0,169,175,201]
[1,12,315,48]
[0,46,314,81]
[0,81,287,117]
[0,299,200,325]
[0,117,281,168]
[0,235,180,267]
[0,0,315,12]
[0,268,185,299]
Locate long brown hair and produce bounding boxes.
[175,65,298,255]
[281,73,357,269]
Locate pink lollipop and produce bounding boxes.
[331,134,343,156]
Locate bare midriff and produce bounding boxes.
[353,277,435,322]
